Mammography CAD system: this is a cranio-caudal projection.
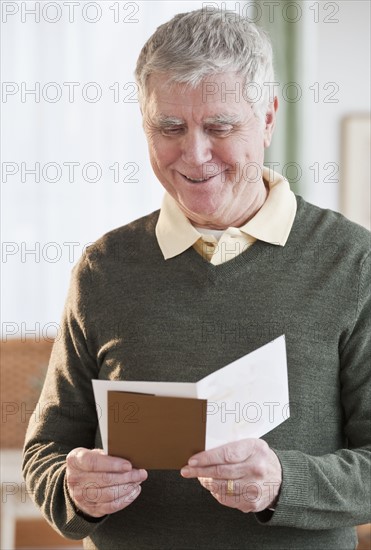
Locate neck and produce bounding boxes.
[190,181,269,230]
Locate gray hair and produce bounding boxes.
[135,8,275,122]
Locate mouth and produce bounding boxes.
[180,172,221,184]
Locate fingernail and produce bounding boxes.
[181,467,190,476]
[188,458,198,466]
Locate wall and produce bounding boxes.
[1,1,370,335]
[307,0,370,213]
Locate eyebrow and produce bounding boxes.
[154,115,185,127]
[152,113,242,126]
[203,114,242,125]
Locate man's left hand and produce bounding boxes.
[180,439,282,513]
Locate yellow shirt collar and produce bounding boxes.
[155,167,297,260]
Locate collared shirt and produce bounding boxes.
[155,167,297,265]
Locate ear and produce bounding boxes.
[263,96,278,148]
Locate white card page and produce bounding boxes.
[92,335,290,453]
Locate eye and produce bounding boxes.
[206,125,234,137]
[160,126,185,137]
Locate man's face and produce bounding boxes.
[143,72,277,229]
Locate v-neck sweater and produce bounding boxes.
[23,195,371,549]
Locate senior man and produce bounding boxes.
[23,9,370,550]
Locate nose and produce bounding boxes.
[180,129,213,167]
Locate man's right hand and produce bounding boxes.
[66,447,148,518]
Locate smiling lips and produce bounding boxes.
[181,172,222,183]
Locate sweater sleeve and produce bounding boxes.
[22,254,107,540]
[258,251,371,529]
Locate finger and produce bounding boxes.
[75,480,144,506]
[67,466,148,491]
[69,470,148,511]
[181,462,246,480]
[185,439,257,468]
[198,476,223,493]
[197,478,242,509]
[67,447,132,473]
[77,484,143,517]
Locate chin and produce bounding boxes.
[182,205,224,226]
[179,196,220,215]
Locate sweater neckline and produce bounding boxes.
[173,196,303,282]
[184,238,272,282]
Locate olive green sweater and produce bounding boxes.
[23,195,371,549]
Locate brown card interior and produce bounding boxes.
[108,391,207,469]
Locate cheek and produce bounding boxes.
[218,139,264,183]
[150,140,179,169]
[213,143,238,166]
[216,136,259,163]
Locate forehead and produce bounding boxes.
[145,72,251,120]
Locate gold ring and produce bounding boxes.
[226,479,234,496]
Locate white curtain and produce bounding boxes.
[2,1,370,337]
[254,0,318,197]
[1,1,238,336]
